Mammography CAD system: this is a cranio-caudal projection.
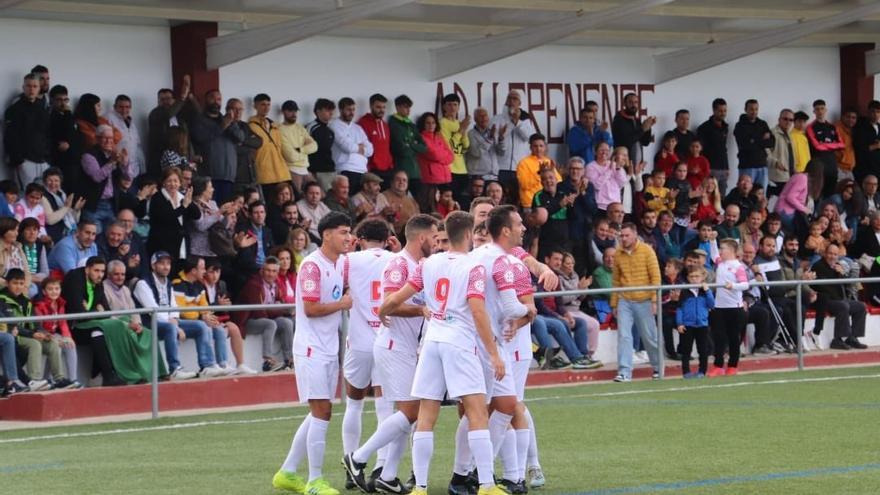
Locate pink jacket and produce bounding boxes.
[585,160,628,210]
[417,131,454,185]
[774,173,812,216]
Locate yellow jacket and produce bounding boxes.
[249,116,291,184]
[611,240,661,307]
[440,117,470,175]
[172,272,210,321]
[516,155,561,208]
[280,121,318,172]
[643,185,675,213]
[790,128,811,173]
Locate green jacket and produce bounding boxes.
[389,114,426,179]
[0,289,34,337]
[590,265,613,302]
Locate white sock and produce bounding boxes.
[374,396,394,469]
[499,428,519,482]
[342,398,364,455]
[353,411,411,464]
[515,429,530,481]
[307,417,329,482]
[468,429,495,487]
[488,411,514,458]
[525,408,540,468]
[281,414,311,472]
[379,424,411,482]
[452,415,472,475]
[412,431,434,488]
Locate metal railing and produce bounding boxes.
[1,277,877,419]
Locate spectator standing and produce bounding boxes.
[835,108,858,181]
[307,98,338,193]
[733,99,775,190]
[685,140,710,189]
[585,142,627,213]
[147,77,193,178]
[4,73,50,189]
[467,107,505,181]
[531,166,571,258]
[416,112,454,212]
[806,99,845,197]
[653,131,680,178]
[147,167,200,260]
[279,100,318,195]
[80,125,137,233]
[27,65,50,109]
[106,94,146,177]
[611,223,662,382]
[47,85,81,190]
[568,108,612,164]
[388,94,426,197]
[439,93,471,200]
[697,98,730,195]
[248,94,290,196]
[811,243,867,350]
[774,172,811,234]
[670,109,698,157]
[190,90,243,203]
[853,100,880,183]
[226,98,262,192]
[611,93,655,166]
[516,133,561,209]
[791,111,812,173]
[558,157,598,274]
[357,94,393,185]
[74,93,122,151]
[767,109,795,198]
[493,90,536,197]
[331,97,373,194]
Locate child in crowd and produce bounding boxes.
[0,269,73,389]
[590,246,615,323]
[804,220,828,263]
[13,183,49,238]
[433,184,460,218]
[0,180,18,216]
[709,239,750,377]
[764,212,784,253]
[18,217,50,297]
[662,258,685,360]
[676,266,715,378]
[34,277,82,387]
[643,169,675,213]
[685,140,710,189]
[654,131,679,177]
[666,162,693,227]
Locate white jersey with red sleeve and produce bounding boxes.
[409,251,485,352]
[503,256,535,361]
[375,250,424,356]
[346,247,394,353]
[294,250,348,359]
[510,245,530,262]
[471,243,529,343]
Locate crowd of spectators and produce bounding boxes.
[2,63,880,395]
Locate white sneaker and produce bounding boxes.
[200,364,231,378]
[236,364,258,375]
[222,365,240,376]
[632,350,649,364]
[28,379,50,391]
[170,368,198,380]
[527,466,546,488]
[613,374,631,383]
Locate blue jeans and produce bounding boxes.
[0,331,19,382]
[615,299,660,379]
[82,199,116,234]
[531,316,584,362]
[571,317,589,356]
[740,167,767,191]
[177,320,219,369]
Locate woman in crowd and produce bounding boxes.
[40,167,85,244]
[74,93,121,149]
[188,175,234,262]
[694,176,722,223]
[272,246,297,308]
[585,142,628,215]
[147,167,200,260]
[416,112,454,213]
[159,127,193,170]
[0,217,31,291]
[557,252,602,367]
[285,227,312,271]
[14,183,49,240]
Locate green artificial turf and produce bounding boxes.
[3,366,880,494]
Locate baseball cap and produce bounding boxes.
[150,251,172,265]
[281,100,299,112]
[362,172,383,184]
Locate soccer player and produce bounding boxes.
[343,214,439,493]
[341,219,395,490]
[379,211,508,495]
[272,211,352,495]
[450,205,535,494]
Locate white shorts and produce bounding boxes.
[411,340,485,401]
[343,348,379,390]
[293,354,339,404]
[482,350,516,402]
[373,345,417,403]
[511,357,531,402]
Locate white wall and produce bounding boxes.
[0,18,172,178]
[221,37,841,185]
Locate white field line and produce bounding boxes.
[3,373,879,445]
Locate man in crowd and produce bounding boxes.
[97,221,143,281]
[297,182,332,242]
[494,90,536,195]
[516,133,559,209]
[351,173,393,223]
[307,98,338,192]
[811,243,867,350]
[190,89,243,203]
[107,94,146,177]
[279,99,318,194]
[723,174,757,222]
[234,201,274,289]
[531,166,572,259]
[249,93,290,196]
[467,107,505,181]
[357,93,394,185]
[669,109,697,157]
[835,108,858,181]
[697,98,730,195]
[714,204,742,244]
[4,73,50,188]
[382,170,420,236]
[738,210,765,252]
[806,99,844,197]
[854,100,880,182]
[48,220,99,273]
[80,125,137,233]
[234,257,295,372]
[611,92,655,165]
[227,97,263,192]
[331,97,373,194]
[568,108,612,165]
[324,175,357,219]
[147,76,192,178]
[733,99,774,190]
[767,109,795,198]
[47,84,80,189]
[389,94,426,197]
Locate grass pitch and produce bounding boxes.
[3,366,880,494]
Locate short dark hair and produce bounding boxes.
[369,93,388,105]
[249,200,266,212]
[620,222,638,233]
[304,181,323,193]
[318,211,352,237]
[338,97,355,109]
[0,180,19,195]
[404,214,439,241]
[254,93,271,104]
[442,93,460,104]
[355,219,390,242]
[868,100,880,112]
[24,183,42,197]
[813,99,826,108]
[191,175,211,199]
[314,98,336,112]
[77,219,97,231]
[114,94,131,105]
[712,98,727,110]
[86,256,106,268]
[794,111,810,121]
[394,94,413,107]
[183,256,203,273]
[487,205,517,239]
[744,99,758,108]
[5,268,25,282]
[18,216,40,234]
[31,65,49,75]
[43,166,63,182]
[529,133,546,144]
[444,211,474,245]
[157,88,174,96]
[282,200,297,210]
[783,234,799,244]
[675,109,689,118]
[49,85,67,98]
[760,235,777,247]
[0,217,19,238]
[205,258,223,271]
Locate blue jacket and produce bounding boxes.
[47,234,98,274]
[567,124,612,164]
[675,288,715,327]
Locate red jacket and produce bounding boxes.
[654,150,680,178]
[417,131,454,185]
[686,155,710,189]
[233,274,289,331]
[357,113,393,172]
[33,296,72,338]
[276,271,297,305]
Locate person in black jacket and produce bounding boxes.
[3,73,50,189]
[223,98,262,193]
[307,98,337,192]
[697,98,730,196]
[811,243,867,350]
[807,99,845,198]
[611,93,655,165]
[851,210,880,305]
[733,99,775,191]
[147,167,201,263]
[61,257,125,386]
[531,166,571,259]
[670,109,698,157]
[853,100,880,183]
[47,85,82,191]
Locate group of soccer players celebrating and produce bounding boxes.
[272,202,560,495]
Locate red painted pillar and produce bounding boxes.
[840,43,875,114]
[170,22,219,105]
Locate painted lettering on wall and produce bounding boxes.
[434,82,655,144]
